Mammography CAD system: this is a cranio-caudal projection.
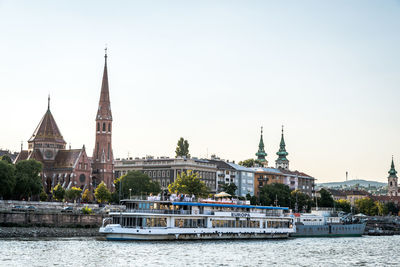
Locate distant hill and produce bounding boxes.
[317,179,386,188]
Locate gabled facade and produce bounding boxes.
[15,98,92,193]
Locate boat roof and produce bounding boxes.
[172,202,288,210]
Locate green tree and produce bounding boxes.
[355,197,377,216]
[384,202,399,215]
[259,183,291,207]
[238,159,255,168]
[82,189,93,203]
[0,160,15,199]
[52,183,65,201]
[290,190,313,212]
[65,187,82,202]
[1,155,12,164]
[335,199,351,213]
[220,183,237,196]
[317,188,334,208]
[95,182,111,203]
[14,160,43,200]
[39,189,48,201]
[175,137,190,158]
[168,171,208,197]
[114,171,161,199]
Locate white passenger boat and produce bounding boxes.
[99,197,295,241]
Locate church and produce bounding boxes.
[15,51,114,193]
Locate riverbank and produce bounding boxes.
[0,227,101,238]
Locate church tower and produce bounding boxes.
[387,156,398,196]
[255,127,268,166]
[275,126,289,170]
[92,50,114,189]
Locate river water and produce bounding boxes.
[0,236,398,266]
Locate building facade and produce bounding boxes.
[114,156,218,192]
[92,51,115,189]
[207,157,237,192]
[227,162,255,197]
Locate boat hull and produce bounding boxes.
[100,226,291,241]
[291,223,366,237]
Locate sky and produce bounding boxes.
[1,0,399,183]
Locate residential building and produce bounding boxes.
[326,189,347,201]
[345,190,370,206]
[114,156,218,192]
[252,167,286,197]
[227,162,255,197]
[207,157,237,192]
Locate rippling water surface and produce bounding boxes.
[0,236,398,266]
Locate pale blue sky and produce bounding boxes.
[1,0,399,182]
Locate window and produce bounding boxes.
[103,123,106,131]
[97,123,100,131]
[96,142,99,159]
[107,143,110,160]
[162,171,165,177]
[108,123,111,132]
[79,174,86,183]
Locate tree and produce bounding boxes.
[0,160,15,199]
[14,160,43,200]
[238,159,255,168]
[385,202,399,216]
[82,189,93,203]
[168,171,208,197]
[259,183,291,207]
[65,187,82,202]
[114,171,161,199]
[335,199,351,213]
[290,189,313,213]
[1,155,12,164]
[317,188,334,208]
[355,197,377,216]
[220,183,237,196]
[175,137,190,158]
[95,182,111,203]
[52,184,65,201]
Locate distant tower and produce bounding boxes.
[255,126,268,166]
[275,126,289,170]
[387,156,398,196]
[92,49,114,189]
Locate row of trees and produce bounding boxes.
[0,158,43,200]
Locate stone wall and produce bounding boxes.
[0,211,103,227]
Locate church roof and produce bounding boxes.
[96,51,112,121]
[28,98,66,144]
[54,149,83,168]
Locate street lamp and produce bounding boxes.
[129,188,132,199]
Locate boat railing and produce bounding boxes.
[125,209,193,215]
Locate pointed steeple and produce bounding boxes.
[96,48,112,121]
[275,125,289,170]
[388,156,397,178]
[28,97,66,145]
[255,126,267,162]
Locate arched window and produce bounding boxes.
[102,123,106,131]
[108,123,111,132]
[79,174,86,183]
[97,123,100,131]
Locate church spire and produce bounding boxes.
[255,126,267,164]
[48,94,50,111]
[389,156,397,178]
[275,125,289,170]
[96,47,112,121]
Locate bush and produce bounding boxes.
[39,190,48,201]
[81,206,93,215]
